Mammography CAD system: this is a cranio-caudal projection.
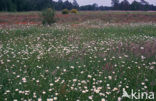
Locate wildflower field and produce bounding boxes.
[0,12,156,101]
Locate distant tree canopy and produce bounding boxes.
[0,0,156,11]
[0,0,53,11]
[112,0,156,11]
[111,0,120,10]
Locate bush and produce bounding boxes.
[41,8,55,25]
[62,9,69,14]
[70,9,78,14]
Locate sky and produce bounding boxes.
[54,0,156,6]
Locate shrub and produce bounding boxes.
[41,8,55,25]
[62,9,69,14]
[70,9,78,14]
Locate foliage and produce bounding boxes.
[111,0,155,11]
[0,0,156,11]
[41,8,55,25]
[0,0,53,11]
[119,0,130,10]
[72,0,79,9]
[62,9,69,14]
[111,0,120,10]
[70,9,78,14]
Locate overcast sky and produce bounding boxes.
[54,0,156,6]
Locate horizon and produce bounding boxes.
[53,0,156,6]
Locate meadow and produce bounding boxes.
[0,11,156,101]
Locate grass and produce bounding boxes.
[0,11,40,15]
[1,11,156,15]
[1,11,156,25]
[77,11,156,15]
[0,21,156,101]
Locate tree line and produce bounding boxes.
[111,0,156,11]
[0,0,156,11]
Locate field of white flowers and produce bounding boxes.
[0,21,156,101]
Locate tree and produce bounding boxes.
[140,0,150,10]
[92,3,98,10]
[119,0,130,10]
[130,0,142,10]
[58,0,63,3]
[55,0,63,10]
[35,0,52,10]
[111,0,119,10]
[0,0,17,11]
[63,0,73,10]
[140,0,149,5]
[0,0,156,11]
[72,0,79,9]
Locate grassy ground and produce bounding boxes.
[0,19,156,101]
[0,11,156,25]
